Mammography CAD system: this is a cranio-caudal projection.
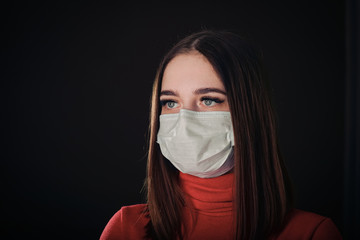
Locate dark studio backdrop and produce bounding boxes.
[1,1,359,239]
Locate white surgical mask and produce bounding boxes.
[157,109,235,178]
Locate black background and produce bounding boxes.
[1,1,345,239]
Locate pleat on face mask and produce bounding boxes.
[157,109,234,178]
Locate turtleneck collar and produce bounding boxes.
[179,171,234,216]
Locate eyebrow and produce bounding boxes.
[160,90,178,97]
[194,88,226,95]
[160,88,226,97]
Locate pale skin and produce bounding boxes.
[160,51,230,114]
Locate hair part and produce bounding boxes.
[145,29,293,240]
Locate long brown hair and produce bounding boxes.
[145,30,293,239]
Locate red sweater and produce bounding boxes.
[100,172,342,239]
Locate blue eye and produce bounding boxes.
[203,99,216,106]
[166,101,178,109]
[201,97,224,107]
[160,100,179,109]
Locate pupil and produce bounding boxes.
[168,102,175,108]
[205,100,212,106]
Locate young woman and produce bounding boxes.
[100,30,342,239]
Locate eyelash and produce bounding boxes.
[159,97,224,107]
[200,96,224,104]
[160,99,176,106]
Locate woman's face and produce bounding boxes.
[160,52,230,114]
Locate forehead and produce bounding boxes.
[161,52,224,90]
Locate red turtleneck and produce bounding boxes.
[100,172,342,239]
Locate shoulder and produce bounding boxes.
[100,204,149,240]
[274,209,342,240]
